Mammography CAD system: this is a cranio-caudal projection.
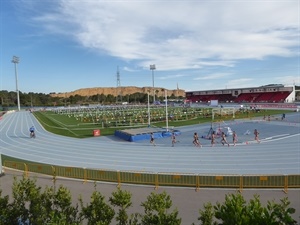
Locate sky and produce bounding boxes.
[0,0,299,94]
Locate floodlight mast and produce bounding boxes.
[12,56,21,111]
[147,90,151,127]
[150,64,156,103]
[163,89,169,132]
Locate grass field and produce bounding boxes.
[33,106,292,138]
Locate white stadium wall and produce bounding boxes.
[285,85,295,103]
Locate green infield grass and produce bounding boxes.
[33,107,293,138]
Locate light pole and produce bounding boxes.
[147,90,151,127]
[150,64,156,103]
[163,89,169,132]
[12,56,21,111]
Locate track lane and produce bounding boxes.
[0,111,299,174]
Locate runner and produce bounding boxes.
[193,132,201,147]
[254,129,260,143]
[232,131,238,146]
[221,132,230,147]
[150,132,156,146]
[211,131,216,147]
[171,132,177,147]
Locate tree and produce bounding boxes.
[261,197,297,225]
[212,193,297,225]
[195,202,217,225]
[10,175,43,224]
[79,190,115,225]
[0,177,298,225]
[109,188,133,225]
[50,185,80,224]
[214,193,248,225]
[0,190,12,224]
[140,191,181,225]
[2,176,81,225]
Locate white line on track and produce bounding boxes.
[1,111,299,175]
[262,133,300,142]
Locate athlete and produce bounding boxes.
[193,132,201,147]
[254,129,260,143]
[171,132,177,147]
[29,126,35,138]
[150,133,156,146]
[211,131,216,147]
[221,132,230,147]
[232,131,238,146]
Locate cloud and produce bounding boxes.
[123,66,139,72]
[159,73,188,80]
[21,1,299,71]
[274,76,300,86]
[194,73,233,80]
[225,78,254,89]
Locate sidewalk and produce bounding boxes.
[1,169,299,224]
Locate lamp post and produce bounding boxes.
[150,64,156,103]
[12,56,21,111]
[147,90,150,127]
[164,89,169,132]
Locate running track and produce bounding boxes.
[0,111,299,175]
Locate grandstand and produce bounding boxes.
[185,84,298,104]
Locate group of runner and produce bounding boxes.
[150,132,181,147]
[150,128,260,147]
[208,128,260,147]
[210,131,236,147]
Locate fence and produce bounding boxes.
[3,160,300,193]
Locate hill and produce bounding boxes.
[50,86,186,98]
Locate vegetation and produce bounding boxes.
[0,90,61,108]
[0,90,184,109]
[196,194,297,225]
[0,176,297,224]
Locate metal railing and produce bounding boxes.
[3,160,300,193]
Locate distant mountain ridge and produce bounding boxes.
[50,86,186,98]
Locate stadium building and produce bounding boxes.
[185,84,299,104]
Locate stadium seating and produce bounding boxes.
[270,91,291,103]
[234,93,258,103]
[255,92,274,102]
[186,90,292,103]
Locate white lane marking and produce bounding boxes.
[262,133,300,143]
[264,134,290,140]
